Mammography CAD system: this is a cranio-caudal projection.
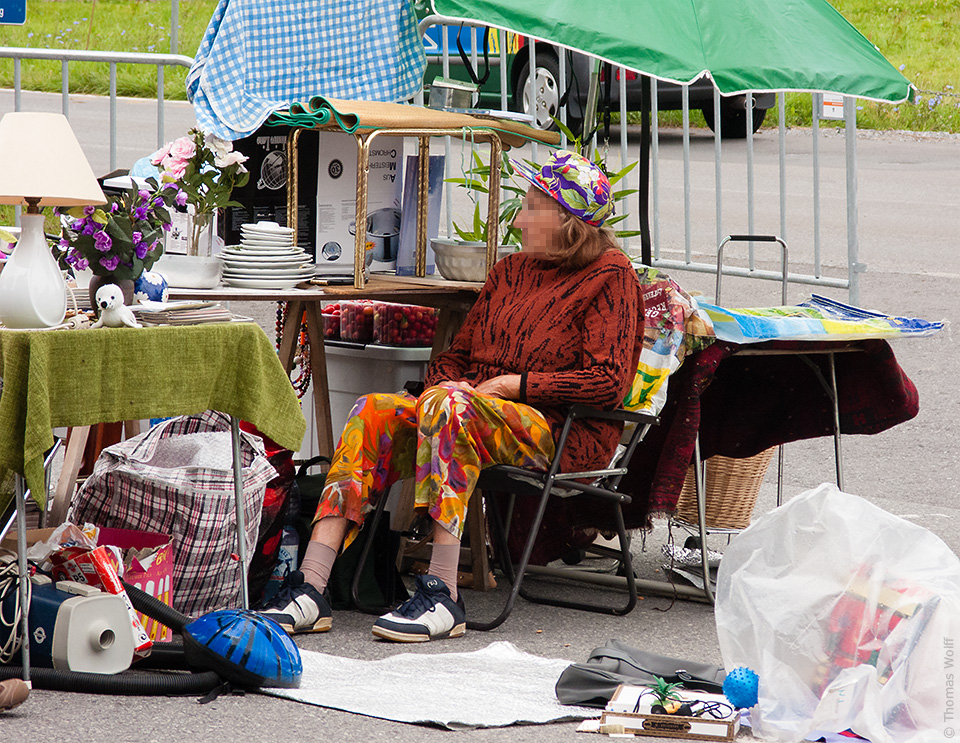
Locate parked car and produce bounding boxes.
[421,22,775,138]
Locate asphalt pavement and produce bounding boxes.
[1,92,959,742]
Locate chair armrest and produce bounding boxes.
[567,403,659,427]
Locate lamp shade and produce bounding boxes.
[0,112,105,207]
[0,113,105,328]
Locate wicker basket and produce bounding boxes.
[674,447,776,530]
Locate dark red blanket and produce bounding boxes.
[506,339,919,564]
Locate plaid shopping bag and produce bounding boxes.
[70,410,277,617]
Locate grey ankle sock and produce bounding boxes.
[299,541,338,593]
[428,542,461,602]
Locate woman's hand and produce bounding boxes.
[474,374,522,400]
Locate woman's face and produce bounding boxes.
[514,186,564,257]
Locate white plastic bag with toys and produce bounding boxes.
[715,484,960,743]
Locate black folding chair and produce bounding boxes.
[351,403,657,628]
[469,404,658,631]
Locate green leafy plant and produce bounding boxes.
[444,151,526,245]
[446,127,642,246]
[58,179,178,280]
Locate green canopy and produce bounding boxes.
[431,0,912,103]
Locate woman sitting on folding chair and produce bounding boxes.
[259,151,644,642]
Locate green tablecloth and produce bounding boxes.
[0,322,306,512]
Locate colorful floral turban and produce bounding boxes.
[508,150,614,226]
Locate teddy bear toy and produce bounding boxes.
[91,283,142,329]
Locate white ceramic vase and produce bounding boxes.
[0,213,67,328]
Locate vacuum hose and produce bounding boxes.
[0,580,222,695]
[0,665,220,695]
[123,581,189,633]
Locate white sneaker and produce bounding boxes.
[257,571,332,634]
[372,574,466,643]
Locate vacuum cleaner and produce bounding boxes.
[0,569,302,695]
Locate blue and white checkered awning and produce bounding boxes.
[187,0,427,140]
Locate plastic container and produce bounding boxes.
[294,342,433,459]
[372,302,438,347]
[339,300,375,342]
[320,303,340,340]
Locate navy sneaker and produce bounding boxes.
[257,570,332,635]
[372,574,466,642]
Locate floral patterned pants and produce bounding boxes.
[315,382,556,545]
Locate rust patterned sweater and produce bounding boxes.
[425,248,644,473]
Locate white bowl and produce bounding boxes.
[431,239,516,282]
[152,254,223,289]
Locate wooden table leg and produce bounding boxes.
[303,303,335,458]
[276,299,336,458]
[50,425,91,526]
[278,299,304,372]
[466,498,493,592]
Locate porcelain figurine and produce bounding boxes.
[91,283,142,329]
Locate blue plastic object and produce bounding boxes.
[723,666,759,709]
[133,271,169,303]
[183,610,302,689]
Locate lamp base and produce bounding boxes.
[0,213,67,328]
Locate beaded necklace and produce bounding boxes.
[275,301,311,399]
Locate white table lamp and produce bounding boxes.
[0,112,105,328]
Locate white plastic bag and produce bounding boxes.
[716,483,960,743]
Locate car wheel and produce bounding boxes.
[701,99,767,139]
[513,54,582,135]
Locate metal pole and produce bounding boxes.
[354,135,371,288]
[813,93,822,277]
[229,417,250,610]
[693,437,714,604]
[682,84,691,263]
[582,58,601,157]
[529,37,538,162]
[15,475,31,681]
[746,94,755,267]
[844,97,860,305]
[416,136,430,277]
[778,93,787,242]
[558,46,567,149]
[499,29,508,113]
[638,75,651,264]
[829,353,845,490]
[714,86,722,249]
[651,78,660,259]
[619,70,630,252]
[61,61,69,117]
[170,0,179,55]
[157,65,165,149]
[442,26,453,239]
[13,57,21,110]
[109,63,117,172]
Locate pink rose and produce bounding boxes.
[164,160,187,180]
[166,136,196,166]
[149,142,172,166]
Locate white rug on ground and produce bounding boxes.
[261,641,596,730]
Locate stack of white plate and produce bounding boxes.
[221,222,315,289]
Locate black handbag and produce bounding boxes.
[293,455,407,610]
[555,639,726,708]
